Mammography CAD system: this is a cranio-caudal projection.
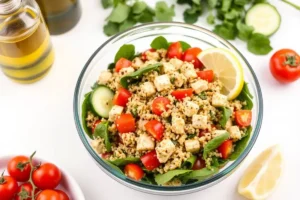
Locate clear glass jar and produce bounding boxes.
[0,0,54,83]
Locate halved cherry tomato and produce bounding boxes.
[55,190,70,200]
[32,163,61,190]
[7,155,31,182]
[151,97,171,116]
[167,42,182,59]
[101,152,112,160]
[36,190,60,200]
[124,164,144,181]
[145,120,164,141]
[182,47,203,68]
[197,70,214,82]
[217,140,233,159]
[115,114,136,133]
[235,110,252,127]
[113,88,132,107]
[0,175,18,200]
[192,157,206,170]
[171,88,193,100]
[115,58,132,72]
[141,48,155,61]
[91,120,101,133]
[141,150,160,170]
[15,183,40,200]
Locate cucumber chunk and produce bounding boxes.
[90,86,114,118]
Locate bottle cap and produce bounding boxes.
[0,0,21,15]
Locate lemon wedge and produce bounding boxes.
[197,48,244,100]
[238,145,283,200]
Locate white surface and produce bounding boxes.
[0,0,299,199]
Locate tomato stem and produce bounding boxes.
[0,171,6,184]
[17,186,31,199]
[284,55,298,67]
[28,151,38,200]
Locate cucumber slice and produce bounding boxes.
[90,86,114,118]
[246,3,281,36]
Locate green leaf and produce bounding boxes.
[120,63,162,88]
[94,121,112,152]
[192,0,201,5]
[236,82,253,110]
[141,175,156,184]
[198,91,207,100]
[114,44,135,63]
[82,93,93,139]
[236,20,254,41]
[208,0,218,8]
[103,22,119,36]
[224,9,241,20]
[229,126,252,160]
[109,157,140,166]
[104,160,124,174]
[154,170,192,185]
[203,132,230,159]
[213,22,237,40]
[119,19,136,32]
[155,2,175,21]
[221,0,233,12]
[133,9,154,23]
[247,33,272,55]
[219,107,232,128]
[132,1,147,14]
[211,157,228,168]
[234,0,249,6]
[179,41,191,51]
[253,0,267,4]
[181,167,218,183]
[184,10,199,24]
[107,3,130,23]
[107,63,115,70]
[182,155,197,169]
[150,36,169,50]
[102,0,113,8]
[207,13,215,24]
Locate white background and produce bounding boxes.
[1,0,300,199]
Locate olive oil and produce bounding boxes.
[0,0,54,83]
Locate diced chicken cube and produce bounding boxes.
[98,71,112,84]
[172,72,187,88]
[119,67,134,76]
[183,100,199,117]
[162,62,176,73]
[191,80,208,94]
[182,62,197,79]
[192,115,207,129]
[132,57,144,69]
[108,105,123,121]
[146,50,160,61]
[154,75,171,91]
[185,139,200,153]
[138,120,148,131]
[228,126,242,141]
[212,130,228,138]
[141,82,156,97]
[155,139,176,163]
[136,134,155,151]
[212,93,228,107]
[169,58,183,69]
[172,116,185,134]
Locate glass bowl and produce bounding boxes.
[73,22,263,195]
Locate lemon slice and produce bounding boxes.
[197,48,244,100]
[238,145,283,200]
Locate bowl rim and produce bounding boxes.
[73,22,263,193]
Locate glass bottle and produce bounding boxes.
[35,0,81,35]
[0,0,54,84]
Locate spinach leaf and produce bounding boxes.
[219,107,232,128]
[132,1,147,14]
[247,33,272,55]
[82,92,93,139]
[107,63,115,70]
[213,21,237,40]
[183,4,202,24]
[104,160,124,174]
[182,155,197,169]
[236,20,254,41]
[119,19,136,32]
[102,0,113,9]
[141,175,156,185]
[106,3,130,23]
[109,157,140,166]
[103,22,119,36]
[221,0,233,12]
[211,157,228,168]
[181,167,218,183]
[236,82,253,110]
[94,121,112,152]
[229,126,252,160]
[179,41,191,51]
[120,63,162,88]
[155,2,175,22]
[114,44,135,63]
[150,36,169,50]
[203,132,230,159]
[154,170,192,185]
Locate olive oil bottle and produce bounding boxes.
[0,0,54,83]
[36,0,81,35]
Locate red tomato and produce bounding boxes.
[36,190,60,200]
[55,190,70,200]
[145,120,164,141]
[115,58,132,72]
[197,70,214,82]
[235,110,252,127]
[141,151,160,170]
[0,175,18,200]
[171,88,194,100]
[270,49,300,83]
[15,182,40,200]
[124,164,144,181]
[182,47,203,68]
[113,88,132,107]
[192,157,206,170]
[217,140,233,159]
[115,114,136,133]
[141,48,155,61]
[101,152,112,160]
[167,42,182,59]
[7,155,31,182]
[91,120,101,133]
[32,163,61,190]
[151,97,171,116]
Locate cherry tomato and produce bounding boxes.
[0,175,18,200]
[144,120,164,141]
[171,88,194,100]
[32,163,61,190]
[235,110,252,127]
[55,190,70,200]
[101,152,112,160]
[192,157,206,170]
[36,190,60,200]
[167,42,182,59]
[115,114,136,133]
[113,87,132,107]
[141,150,160,170]
[7,156,31,182]
[270,49,300,83]
[217,140,233,159]
[151,97,171,116]
[91,120,101,133]
[182,47,203,68]
[15,182,40,200]
[197,70,214,82]
[124,164,144,181]
[141,48,155,61]
[115,58,132,72]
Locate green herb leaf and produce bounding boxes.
[141,175,156,184]
[154,170,192,185]
[107,3,130,23]
[104,160,124,174]
[103,22,119,36]
[114,44,135,63]
[179,41,191,51]
[234,0,249,6]
[150,36,169,50]
[155,2,175,21]
[192,0,201,5]
[181,167,218,183]
[208,0,218,8]
[213,22,237,40]
[183,4,202,24]
[236,82,253,110]
[182,155,197,169]
[94,121,112,152]
[221,0,233,12]
[211,157,228,168]
[198,91,207,100]
[107,63,115,70]
[82,93,93,139]
[253,0,267,4]
[132,1,147,14]
[203,132,230,159]
[101,0,113,9]
[236,20,254,41]
[109,157,140,166]
[119,19,136,32]
[224,9,241,20]
[207,13,215,24]
[133,9,154,23]
[219,107,232,128]
[229,126,252,160]
[120,63,162,88]
[247,33,273,55]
